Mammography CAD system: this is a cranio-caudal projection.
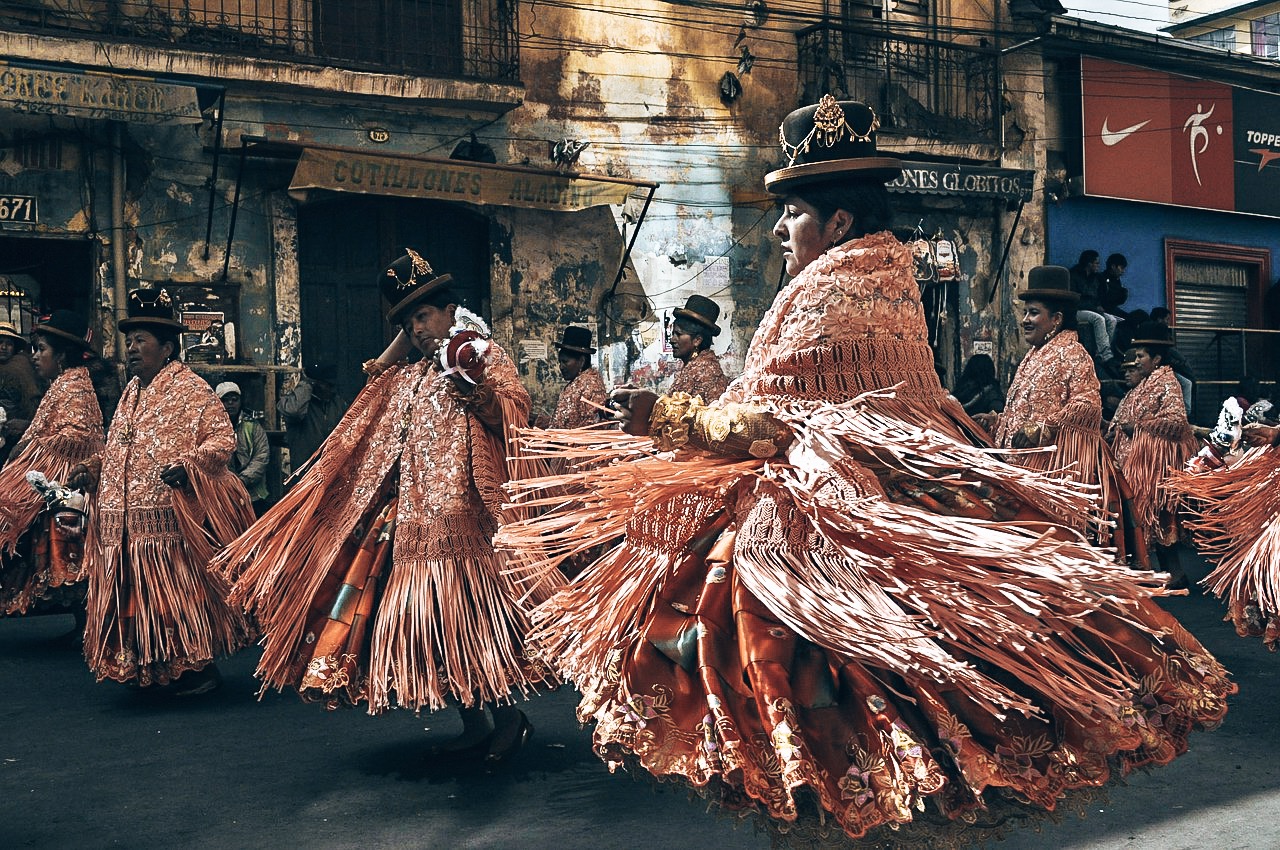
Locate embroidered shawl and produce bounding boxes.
[549,367,608,429]
[670,350,730,402]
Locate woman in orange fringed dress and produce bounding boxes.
[70,289,255,696]
[1170,421,1280,647]
[975,269,1138,563]
[1107,332,1200,584]
[498,97,1234,848]
[0,311,106,618]
[214,251,560,761]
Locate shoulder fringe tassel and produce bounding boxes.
[1171,447,1280,647]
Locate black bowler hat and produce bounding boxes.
[554,325,595,355]
[33,310,95,352]
[764,95,902,194]
[1017,266,1080,306]
[673,294,722,337]
[118,287,188,332]
[305,362,338,383]
[381,248,454,324]
[1130,322,1175,349]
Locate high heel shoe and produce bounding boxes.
[485,711,533,765]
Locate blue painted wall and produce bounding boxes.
[1047,196,1280,313]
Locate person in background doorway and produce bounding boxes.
[279,361,349,475]
[217,382,270,516]
[548,326,608,429]
[952,352,1004,415]
[668,294,730,401]
[0,321,42,464]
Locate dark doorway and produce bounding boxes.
[0,235,96,332]
[296,196,489,403]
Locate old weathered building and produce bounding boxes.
[2,0,1274,487]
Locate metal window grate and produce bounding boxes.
[0,0,519,82]
[797,22,997,144]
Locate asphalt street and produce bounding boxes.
[2,548,1276,850]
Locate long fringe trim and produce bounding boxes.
[365,550,558,713]
[1171,448,1280,647]
[1010,423,1118,542]
[752,402,1171,719]
[84,518,251,685]
[0,440,99,554]
[1121,430,1198,541]
[512,391,1176,721]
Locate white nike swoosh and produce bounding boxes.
[1101,118,1152,146]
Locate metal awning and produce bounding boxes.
[216,138,659,284]
[0,60,202,124]
[275,142,656,213]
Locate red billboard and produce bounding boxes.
[1081,57,1275,217]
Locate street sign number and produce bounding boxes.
[0,196,38,223]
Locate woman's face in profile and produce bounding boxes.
[773,196,840,277]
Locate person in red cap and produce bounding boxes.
[668,294,729,402]
[69,288,255,696]
[0,310,105,623]
[216,249,560,762]
[547,325,607,429]
[500,96,1233,847]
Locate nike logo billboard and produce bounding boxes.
[1100,118,1152,146]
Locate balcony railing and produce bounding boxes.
[0,0,519,83]
[798,22,998,144]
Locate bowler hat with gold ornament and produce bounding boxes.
[119,287,188,333]
[1119,348,1140,368]
[33,310,96,353]
[554,325,595,355]
[673,294,722,337]
[0,321,27,350]
[764,95,902,194]
[1017,266,1081,306]
[381,248,454,325]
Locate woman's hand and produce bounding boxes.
[159,464,190,489]
[609,386,659,436]
[972,412,997,432]
[1242,423,1280,448]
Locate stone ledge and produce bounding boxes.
[0,30,524,113]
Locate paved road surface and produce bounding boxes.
[2,549,1276,849]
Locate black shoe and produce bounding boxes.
[485,711,533,765]
[429,731,495,760]
[170,665,222,697]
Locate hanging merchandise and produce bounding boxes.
[909,222,935,284]
[932,230,959,282]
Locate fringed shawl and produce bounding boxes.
[549,367,608,429]
[1170,446,1280,648]
[992,331,1118,538]
[1108,365,1198,539]
[217,343,561,711]
[0,366,104,552]
[670,350,730,402]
